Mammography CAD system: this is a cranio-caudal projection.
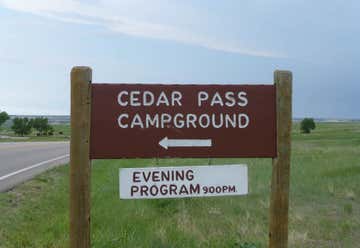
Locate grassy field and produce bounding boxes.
[0,124,70,142]
[0,122,359,247]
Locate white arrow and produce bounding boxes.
[159,137,212,150]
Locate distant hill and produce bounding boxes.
[293,118,360,123]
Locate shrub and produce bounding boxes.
[300,118,316,133]
[11,117,33,136]
[0,110,9,127]
[32,117,55,136]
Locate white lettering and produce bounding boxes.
[118,91,128,106]
[225,92,236,107]
[130,91,141,106]
[199,114,210,128]
[186,114,197,128]
[117,113,250,129]
[225,114,236,128]
[145,114,159,128]
[174,113,185,128]
[238,114,249,128]
[212,114,224,128]
[161,114,172,128]
[131,114,144,128]
[143,91,155,106]
[172,91,182,106]
[156,91,170,106]
[118,114,129,128]
[198,91,209,107]
[238,92,248,107]
[211,92,224,106]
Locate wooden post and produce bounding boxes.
[70,66,92,248]
[269,70,292,248]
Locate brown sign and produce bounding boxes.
[90,84,276,158]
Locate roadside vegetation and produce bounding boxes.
[300,118,316,133]
[11,117,55,137]
[0,110,10,128]
[0,122,359,247]
[0,116,70,142]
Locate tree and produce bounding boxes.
[300,118,316,133]
[11,117,33,136]
[47,126,54,136]
[32,117,53,135]
[0,110,9,127]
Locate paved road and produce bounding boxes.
[0,142,69,192]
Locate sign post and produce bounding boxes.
[69,66,292,248]
[70,67,92,248]
[269,70,292,248]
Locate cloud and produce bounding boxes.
[0,0,285,58]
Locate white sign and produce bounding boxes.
[119,164,248,199]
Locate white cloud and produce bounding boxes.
[0,0,285,58]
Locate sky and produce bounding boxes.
[0,0,359,118]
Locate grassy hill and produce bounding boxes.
[0,122,359,247]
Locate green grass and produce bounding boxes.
[0,122,360,247]
[0,124,70,142]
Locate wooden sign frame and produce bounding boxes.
[69,66,292,248]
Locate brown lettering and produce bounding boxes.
[190,184,200,194]
[152,171,160,182]
[161,171,170,181]
[160,185,168,195]
[169,184,177,195]
[133,172,140,182]
[186,170,194,181]
[140,185,149,196]
[175,170,185,181]
[131,186,139,196]
[228,185,236,193]
[150,185,159,196]
[179,185,189,195]
[142,172,151,182]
